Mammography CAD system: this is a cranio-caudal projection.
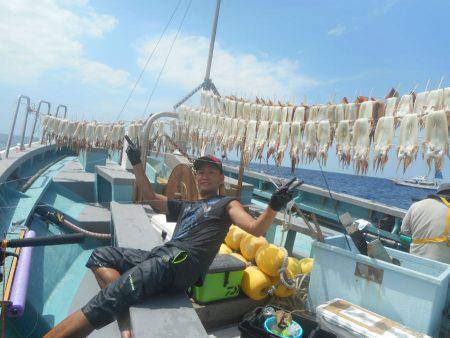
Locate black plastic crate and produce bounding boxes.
[239,306,336,338]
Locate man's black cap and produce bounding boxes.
[193,155,223,174]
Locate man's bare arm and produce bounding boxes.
[133,163,168,213]
[227,200,277,237]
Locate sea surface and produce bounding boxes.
[0,133,431,210]
[224,160,434,210]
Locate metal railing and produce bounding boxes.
[4,95,68,159]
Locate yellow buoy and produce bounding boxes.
[224,226,247,250]
[229,252,249,265]
[286,257,302,276]
[218,243,232,255]
[240,234,268,261]
[299,258,314,274]
[255,244,285,277]
[241,266,271,301]
[270,271,295,298]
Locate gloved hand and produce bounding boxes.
[269,177,303,211]
[125,135,141,166]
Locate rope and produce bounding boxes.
[141,0,193,118]
[115,0,183,120]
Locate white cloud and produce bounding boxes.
[137,33,319,99]
[0,0,131,88]
[327,24,346,37]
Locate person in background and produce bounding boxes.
[401,182,450,264]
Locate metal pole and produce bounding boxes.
[29,100,51,148]
[5,96,29,158]
[56,105,67,118]
[19,98,32,150]
[204,0,221,85]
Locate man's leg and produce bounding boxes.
[92,267,131,338]
[43,310,94,338]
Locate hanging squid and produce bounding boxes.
[397,114,419,173]
[242,120,257,166]
[266,121,280,161]
[255,120,269,161]
[373,116,395,172]
[289,122,302,173]
[352,118,370,175]
[233,119,247,152]
[336,120,351,168]
[317,120,331,165]
[423,110,449,173]
[275,122,291,166]
[426,89,444,111]
[385,97,398,117]
[302,121,317,163]
[346,103,357,121]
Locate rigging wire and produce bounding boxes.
[115,0,183,121]
[141,0,193,118]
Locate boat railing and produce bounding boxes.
[4,95,68,158]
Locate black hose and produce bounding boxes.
[6,233,85,248]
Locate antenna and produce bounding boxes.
[204,0,221,84]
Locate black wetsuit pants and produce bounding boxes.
[81,244,200,329]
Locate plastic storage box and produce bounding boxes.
[308,235,450,337]
[190,254,246,304]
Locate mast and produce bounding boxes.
[204,0,221,86]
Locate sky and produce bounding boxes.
[0,0,448,179]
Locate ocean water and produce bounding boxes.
[225,160,433,210]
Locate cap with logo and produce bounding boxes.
[193,155,223,174]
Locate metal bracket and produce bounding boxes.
[355,262,384,284]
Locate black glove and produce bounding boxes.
[125,135,141,166]
[269,177,303,211]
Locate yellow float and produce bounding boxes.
[224,225,247,250]
[240,234,268,261]
[255,244,285,277]
[269,257,302,298]
[218,243,232,255]
[299,258,314,274]
[241,266,272,301]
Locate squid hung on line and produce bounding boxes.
[243,102,252,121]
[352,118,370,175]
[236,101,244,119]
[397,114,419,173]
[308,105,320,122]
[396,94,414,119]
[275,122,291,166]
[289,122,303,173]
[215,116,225,149]
[426,89,444,111]
[228,118,240,151]
[443,87,450,110]
[346,103,357,122]
[317,120,331,165]
[255,120,269,161]
[385,97,398,117]
[226,98,237,118]
[260,105,270,122]
[221,117,233,153]
[373,116,395,172]
[302,121,317,163]
[266,121,280,161]
[336,120,352,168]
[423,110,449,173]
[316,105,329,122]
[85,121,97,149]
[233,119,247,152]
[413,91,429,118]
[242,120,257,166]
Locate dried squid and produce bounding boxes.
[396,94,414,118]
[255,121,269,160]
[266,122,280,161]
[289,122,302,172]
[275,122,291,166]
[426,89,444,110]
[352,118,370,175]
[423,110,449,172]
[233,119,247,151]
[302,121,317,163]
[346,103,357,121]
[242,120,257,166]
[373,116,394,172]
[358,101,375,120]
[336,120,351,168]
[317,120,331,165]
[444,87,450,109]
[397,114,419,173]
[384,97,398,117]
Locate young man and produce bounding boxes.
[44,142,300,338]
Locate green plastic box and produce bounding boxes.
[190,254,246,304]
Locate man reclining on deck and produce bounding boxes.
[45,142,300,338]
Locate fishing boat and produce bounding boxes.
[0,1,449,337]
[393,175,439,190]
